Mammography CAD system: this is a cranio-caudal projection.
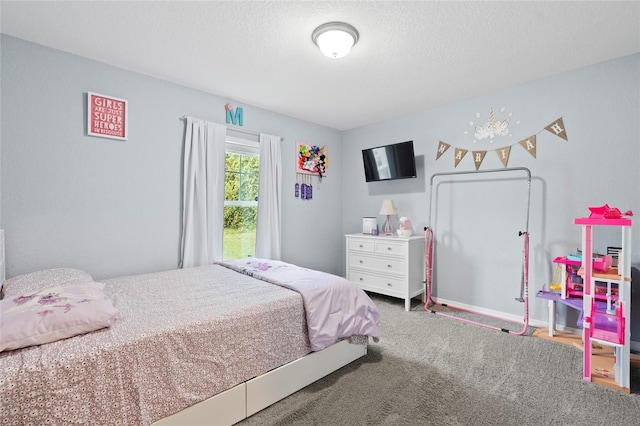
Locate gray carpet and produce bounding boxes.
[239,294,640,425]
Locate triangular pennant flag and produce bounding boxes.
[544,117,568,141]
[472,151,487,170]
[519,135,537,158]
[436,141,450,160]
[495,145,511,168]
[454,148,467,168]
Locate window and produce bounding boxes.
[223,136,259,260]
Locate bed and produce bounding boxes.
[0,256,380,425]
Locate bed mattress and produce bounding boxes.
[0,265,311,425]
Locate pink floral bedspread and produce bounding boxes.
[0,265,310,425]
[218,258,380,351]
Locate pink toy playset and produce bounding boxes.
[587,299,625,345]
[551,254,617,302]
[537,205,633,392]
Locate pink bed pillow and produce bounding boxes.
[1,268,94,298]
[0,282,121,352]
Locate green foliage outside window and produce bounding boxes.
[224,153,259,230]
[223,150,259,260]
[223,227,256,260]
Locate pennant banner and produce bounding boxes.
[495,145,511,168]
[519,135,537,158]
[436,117,567,169]
[544,117,568,141]
[436,141,450,160]
[472,151,487,170]
[454,148,468,168]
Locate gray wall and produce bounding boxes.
[0,35,343,279]
[342,53,639,341]
[2,35,639,344]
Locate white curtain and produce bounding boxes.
[255,133,282,260]
[179,118,226,268]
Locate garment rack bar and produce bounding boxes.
[424,166,532,335]
[427,167,531,231]
[179,116,284,141]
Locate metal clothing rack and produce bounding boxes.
[179,116,284,141]
[423,167,531,335]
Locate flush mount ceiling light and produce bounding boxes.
[312,22,359,59]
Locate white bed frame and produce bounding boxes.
[152,339,366,425]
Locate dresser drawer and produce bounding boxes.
[348,269,406,294]
[348,252,405,276]
[374,240,406,257]
[345,233,425,311]
[347,238,375,253]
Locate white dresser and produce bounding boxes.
[345,233,425,311]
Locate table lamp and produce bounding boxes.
[379,199,397,235]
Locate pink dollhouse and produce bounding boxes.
[537,207,632,392]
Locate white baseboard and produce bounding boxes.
[432,297,640,352]
[432,297,530,325]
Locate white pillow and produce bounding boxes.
[1,268,93,298]
[0,282,121,352]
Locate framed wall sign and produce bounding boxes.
[87,92,128,140]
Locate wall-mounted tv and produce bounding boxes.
[362,140,417,182]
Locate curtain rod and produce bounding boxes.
[180,116,284,141]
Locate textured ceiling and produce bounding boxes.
[1,1,639,131]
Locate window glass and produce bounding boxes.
[223,138,259,260]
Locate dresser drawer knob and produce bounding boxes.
[359,244,363,248]
[359,260,363,263]
[387,283,392,287]
[359,277,363,281]
[387,247,392,251]
[387,264,392,268]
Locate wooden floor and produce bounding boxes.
[533,328,640,393]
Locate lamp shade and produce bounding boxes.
[379,199,397,215]
[312,22,359,59]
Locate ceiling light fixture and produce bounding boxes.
[311,22,359,59]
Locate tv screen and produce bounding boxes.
[362,141,417,182]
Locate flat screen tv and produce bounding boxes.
[362,140,417,182]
